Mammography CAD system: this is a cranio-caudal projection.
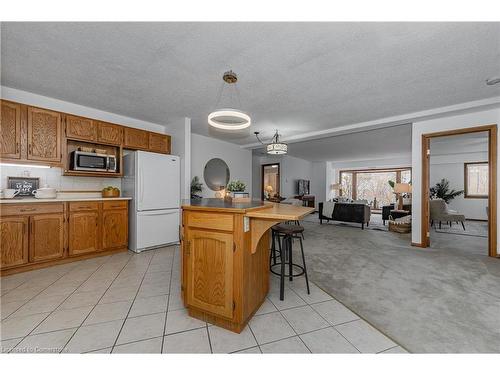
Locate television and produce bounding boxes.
[297,179,310,196]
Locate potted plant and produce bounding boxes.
[430,178,464,203]
[226,180,248,201]
[190,176,203,199]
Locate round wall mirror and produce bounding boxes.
[204,158,230,191]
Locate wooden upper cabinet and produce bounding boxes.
[0,216,29,269]
[97,121,123,145]
[27,107,62,163]
[123,127,149,150]
[186,230,234,319]
[149,133,171,154]
[0,101,22,159]
[65,114,97,142]
[29,213,65,263]
[69,211,100,256]
[102,207,128,250]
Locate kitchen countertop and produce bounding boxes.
[0,196,132,204]
[181,198,270,212]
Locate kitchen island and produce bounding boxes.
[181,199,314,333]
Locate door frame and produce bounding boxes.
[421,124,497,257]
[261,163,281,201]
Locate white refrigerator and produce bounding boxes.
[122,151,180,253]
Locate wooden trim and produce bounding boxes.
[421,124,497,257]
[464,161,489,199]
[261,163,280,201]
[411,242,426,248]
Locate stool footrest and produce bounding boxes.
[270,263,306,278]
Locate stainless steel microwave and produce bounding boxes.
[70,151,117,172]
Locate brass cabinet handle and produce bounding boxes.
[20,208,36,212]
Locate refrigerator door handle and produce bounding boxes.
[139,168,144,205]
[140,211,177,216]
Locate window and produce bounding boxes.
[464,162,488,198]
[339,168,411,209]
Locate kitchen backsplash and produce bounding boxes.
[0,165,121,191]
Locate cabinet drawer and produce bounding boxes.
[103,200,128,210]
[1,203,64,216]
[69,202,100,212]
[186,212,233,232]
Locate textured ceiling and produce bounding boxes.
[1,22,500,146]
[255,123,412,162]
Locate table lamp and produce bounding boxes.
[394,183,411,210]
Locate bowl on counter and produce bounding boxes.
[102,186,120,198]
[32,187,57,199]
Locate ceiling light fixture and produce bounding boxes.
[254,131,288,155]
[208,70,251,130]
[486,77,500,86]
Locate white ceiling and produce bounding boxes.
[254,123,412,162]
[1,22,500,146]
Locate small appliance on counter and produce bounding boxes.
[1,189,20,199]
[122,151,180,253]
[32,185,57,199]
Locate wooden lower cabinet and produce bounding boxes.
[0,216,29,269]
[69,211,100,256]
[0,200,129,275]
[102,207,128,250]
[186,230,234,319]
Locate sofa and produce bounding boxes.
[382,203,412,225]
[319,202,371,229]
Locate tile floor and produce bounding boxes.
[0,246,407,354]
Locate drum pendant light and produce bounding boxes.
[208,70,251,130]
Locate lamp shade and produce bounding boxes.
[394,183,411,194]
[265,185,274,193]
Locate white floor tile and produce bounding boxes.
[165,308,206,335]
[249,312,295,345]
[10,294,67,318]
[311,299,360,326]
[113,337,162,353]
[129,294,168,318]
[163,327,211,353]
[116,312,165,345]
[300,327,358,353]
[33,305,93,334]
[1,312,50,340]
[15,328,76,353]
[260,336,310,353]
[254,298,277,316]
[83,301,132,326]
[268,288,307,311]
[380,346,408,354]
[58,291,104,310]
[64,320,123,353]
[233,346,261,354]
[335,320,396,353]
[281,305,329,334]
[208,325,257,353]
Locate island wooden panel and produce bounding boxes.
[181,201,311,333]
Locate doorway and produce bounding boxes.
[421,125,497,257]
[261,163,280,201]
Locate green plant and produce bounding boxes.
[430,178,464,203]
[226,180,246,192]
[190,176,203,196]
[388,180,395,189]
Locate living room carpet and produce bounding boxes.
[299,216,500,353]
[434,220,488,238]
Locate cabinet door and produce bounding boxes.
[149,133,171,154]
[29,214,65,262]
[69,211,100,256]
[97,121,123,145]
[0,101,22,159]
[27,107,62,163]
[65,114,97,142]
[102,209,128,250]
[0,216,29,269]
[186,230,234,319]
[123,127,149,150]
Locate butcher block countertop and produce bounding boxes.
[244,203,314,220]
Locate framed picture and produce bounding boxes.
[8,177,40,196]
